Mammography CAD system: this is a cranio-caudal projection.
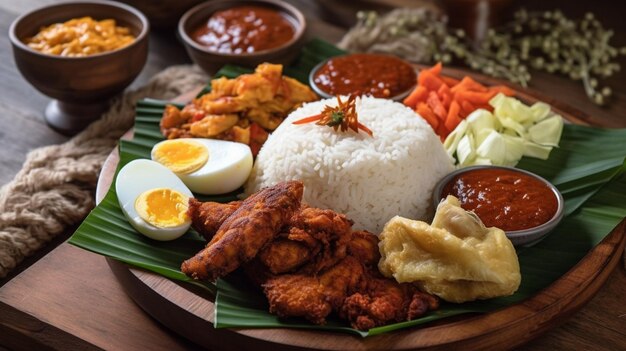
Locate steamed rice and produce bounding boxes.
[245,96,454,233]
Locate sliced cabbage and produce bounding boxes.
[529,101,552,121]
[444,93,564,167]
[528,115,564,146]
[523,141,553,160]
[457,134,475,166]
[476,130,506,165]
[444,120,468,158]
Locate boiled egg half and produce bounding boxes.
[116,159,193,241]
[151,138,253,195]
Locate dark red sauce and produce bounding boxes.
[441,168,558,231]
[313,53,416,98]
[191,5,295,54]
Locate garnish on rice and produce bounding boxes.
[292,95,373,136]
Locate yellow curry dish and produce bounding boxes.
[26,16,135,57]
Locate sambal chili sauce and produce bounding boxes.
[313,54,417,98]
[191,5,295,54]
[441,168,558,231]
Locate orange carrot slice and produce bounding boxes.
[450,76,489,93]
[455,90,498,106]
[441,75,460,86]
[405,63,518,140]
[437,84,452,109]
[427,91,447,121]
[417,102,439,130]
[403,85,428,109]
[418,71,445,91]
[428,62,443,76]
[444,100,462,132]
[460,100,478,118]
[488,85,515,96]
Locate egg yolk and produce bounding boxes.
[135,188,189,228]
[153,139,209,174]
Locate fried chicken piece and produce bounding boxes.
[340,271,440,330]
[184,189,439,330]
[340,231,439,330]
[257,207,353,275]
[289,207,353,274]
[257,227,316,274]
[187,199,241,241]
[261,256,365,325]
[181,181,303,281]
[347,230,380,266]
[257,228,439,330]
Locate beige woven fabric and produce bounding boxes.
[0,65,208,278]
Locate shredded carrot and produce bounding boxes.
[292,114,322,124]
[404,63,515,140]
[357,122,374,136]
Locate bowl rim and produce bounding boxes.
[178,0,306,58]
[433,165,565,238]
[308,53,418,101]
[9,0,149,60]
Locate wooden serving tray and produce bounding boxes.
[95,71,626,350]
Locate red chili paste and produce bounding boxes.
[442,168,558,231]
[313,54,416,98]
[191,5,294,54]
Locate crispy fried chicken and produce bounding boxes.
[187,199,241,241]
[181,181,303,281]
[259,206,353,275]
[181,181,438,330]
[261,256,365,325]
[340,271,440,330]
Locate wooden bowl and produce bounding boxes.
[9,0,149,135]
[178,0,307,74]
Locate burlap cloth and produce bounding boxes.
[0,65,208,278]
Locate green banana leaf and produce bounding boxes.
[69,39,626,337]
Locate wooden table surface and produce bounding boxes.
[0,0,625,350]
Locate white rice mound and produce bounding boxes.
[245,96,454,234]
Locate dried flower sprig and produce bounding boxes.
[292,95,373,136]
[340,8,626,105]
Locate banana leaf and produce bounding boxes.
[69,39,626,337]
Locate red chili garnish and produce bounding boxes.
[292,95,373,136]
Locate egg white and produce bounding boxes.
[151,138,253,195]
[115,159,193,241]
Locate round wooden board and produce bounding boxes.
[96,69,626,350]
